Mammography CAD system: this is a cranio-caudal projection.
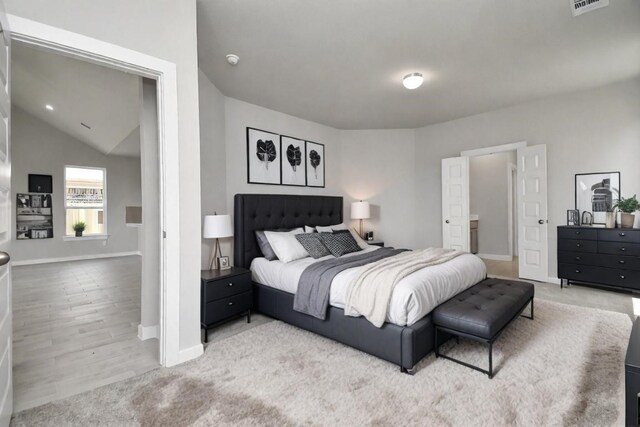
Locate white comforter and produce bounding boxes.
[251,246,486,327]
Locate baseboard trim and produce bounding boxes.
[178,343,204,364]
[477,253,513,262]
[547,276,562,285]
[13,251,142,266]
[138,324,159,341]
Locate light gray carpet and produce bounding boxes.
[12,299,632,426]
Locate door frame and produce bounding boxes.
[7,15,183,367]
[507,163,517,259]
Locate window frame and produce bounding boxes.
[63,165,108,238]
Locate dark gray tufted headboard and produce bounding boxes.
[234,194,343,269]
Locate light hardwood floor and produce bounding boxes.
[12,256,159,412]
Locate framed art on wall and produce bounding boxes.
[16,193,54,239]
[575,171,620,226]
[305,141,325,188]
[280,135,306,187]
[247,127,281,185]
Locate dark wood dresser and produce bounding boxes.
[557,226,640,292]
[201,267,252,343]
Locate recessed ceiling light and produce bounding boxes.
[45,104,54,111]
[402,73,424,90]
[226,54,239,65]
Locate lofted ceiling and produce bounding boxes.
[198,0,640,129]
[12,42,141,157]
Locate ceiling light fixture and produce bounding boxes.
[226,54,239,65]
[45,104,54,111]
[402,73,424,90]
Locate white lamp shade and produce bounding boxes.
[351,201,370,220]
[203,214,233,238]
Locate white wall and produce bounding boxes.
[339,129,418,249]
[415,78,640,279]
[11,107,141,262]
[199,70,228,269]
[6,0,203,356]
[469,152,515,257]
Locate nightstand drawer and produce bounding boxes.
[204,291,252,325]
[203,273,251,302]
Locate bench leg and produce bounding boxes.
[521,298,534,320]
[488,342,493,379]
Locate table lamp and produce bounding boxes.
[351,201,370,238]
[203,213,233,270]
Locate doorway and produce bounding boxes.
[442,142,549,282]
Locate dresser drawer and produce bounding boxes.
[558,228,597,241]
[203,273,251,302]
[558,251,599,266]
[204,291,252,325]
[559,263,640,290]
[598,229,640,243]
[598,241,640,256]
[558,239,597,253]
[597,254,640,271]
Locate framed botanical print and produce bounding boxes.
[575,171,620,226]
[280,135,306,187]
[305,141,325,188]
[247,127,281,185]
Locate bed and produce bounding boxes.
[234,193,486,374]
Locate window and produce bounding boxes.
[64,166,106,236]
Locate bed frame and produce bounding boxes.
[234,193,438,374]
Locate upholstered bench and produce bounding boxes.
[432,278,534,378]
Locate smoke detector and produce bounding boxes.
[226,54,239,65]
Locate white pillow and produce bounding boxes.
[264,229,309,263]
[304,225,316,233]
[316,223,348,233]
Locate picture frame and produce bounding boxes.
[305,141,325,188]
[575,172,620,226]
[566,209,580,226]
[16,193,54,239]
[280,135,306,187]
[218,256,230,270]
[247,127,281,185]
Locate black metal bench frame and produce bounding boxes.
[434,297,534,379]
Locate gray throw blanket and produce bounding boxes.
[293,248,407,320]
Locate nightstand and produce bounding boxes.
[368,240,384,247]
[201,267,252,343]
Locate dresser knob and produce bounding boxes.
[575,231,581,235]
[575,270,581,273]
[575,256,581,261]
[620,233,626,237]
[228,302,234,306]
[621,275,626,280]
[228,283,234,287]
[621,247,626,251]
[620,260,626,264]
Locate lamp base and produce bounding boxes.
[209,238,221,270]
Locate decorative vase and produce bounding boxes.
[75,230,83,237]
[606,212,615,229]
[621,213,635,229]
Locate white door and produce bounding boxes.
[0,2,10,425]
[442,157,470,252]
[517,145,548,282]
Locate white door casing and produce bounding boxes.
[517,145,549,282]
[0,1,11,425]
[442,157,470,252]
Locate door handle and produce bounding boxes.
[538,219,545,225]
[445,220,450,224]
[0,252,9,266]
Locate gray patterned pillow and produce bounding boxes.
[295,233,331,259]
[318,231,362,257]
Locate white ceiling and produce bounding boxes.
[197,0,640,129]
[12,42,141,156]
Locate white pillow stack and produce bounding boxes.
[315,223,348,233]
[264,228,309,263]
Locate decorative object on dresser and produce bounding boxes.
[350,200,370,238]
[614,195,639,229]
[557,226,640,292]
[201,267,252,343]
[567,209,580,226]
[575,172,620,226]
[203,213,234,270]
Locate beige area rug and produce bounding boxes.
[12,300,632,426]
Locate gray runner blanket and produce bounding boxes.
[293,248,407,320]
